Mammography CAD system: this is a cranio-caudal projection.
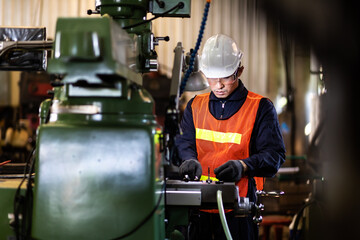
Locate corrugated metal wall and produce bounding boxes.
[0,0,270,95]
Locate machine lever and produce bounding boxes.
[251,190,285,224]
[257,190,285,198]
[206,166,212,183]
[155,36,170,42]
[87,9,100,15]
[153,36,170,47]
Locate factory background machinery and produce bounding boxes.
[1,0,359,240]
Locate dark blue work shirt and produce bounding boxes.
[175,81,286,178]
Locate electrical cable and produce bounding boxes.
[290,199,325,240]
[179,0,211,96]
[0,41,53,57]
[290,200,315,240]
[122,2,184,30]
[21,148,36,238]
[112,183,165,240]
[13,147,35,240]
[217,190,233,240]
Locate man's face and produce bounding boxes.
[207,66,243,98]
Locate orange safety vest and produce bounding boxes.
[192,91,264,198]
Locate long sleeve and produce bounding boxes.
[175,85,286,177]
[175,98,198,161]
[242,98,286,177]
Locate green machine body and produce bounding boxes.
[31,16,164,240]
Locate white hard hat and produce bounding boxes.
[200,34,243,78]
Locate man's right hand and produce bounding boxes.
[179,159,202,180]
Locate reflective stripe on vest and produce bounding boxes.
[196,128,242,144]
[192,91,264,197]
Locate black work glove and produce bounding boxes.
[214,160,243,182]
[179,159,202,180]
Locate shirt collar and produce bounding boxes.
[209,80,248,101]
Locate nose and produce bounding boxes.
[215,80,225,87]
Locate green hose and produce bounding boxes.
[217,190,233,240]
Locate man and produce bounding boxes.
[175,34,286,240]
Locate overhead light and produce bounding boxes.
[184,71,209,91]
[183,51,209,92]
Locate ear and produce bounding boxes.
[237,66,244,77]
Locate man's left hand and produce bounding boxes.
[214,160,243,182]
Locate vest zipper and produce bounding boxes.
[220,101,226,119]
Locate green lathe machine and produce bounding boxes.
[0,1,276,239]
